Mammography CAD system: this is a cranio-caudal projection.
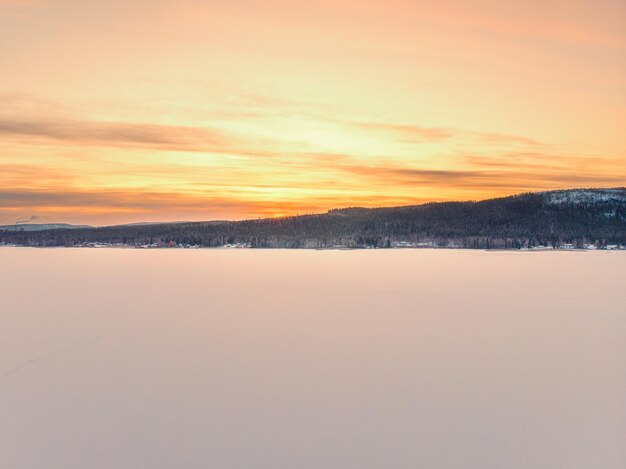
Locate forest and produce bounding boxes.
[1,189,625,249]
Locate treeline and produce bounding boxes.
[2,190,625,249]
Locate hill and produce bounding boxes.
[1,188,624,249]
[0,223,92,232]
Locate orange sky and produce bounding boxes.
[1,0,625,225]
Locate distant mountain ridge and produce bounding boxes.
[0,223,92,232]
[1,188,625,249]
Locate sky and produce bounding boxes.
[1,0,625,225]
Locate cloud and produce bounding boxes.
[472,132,543,146]
[355,122,453,142]
[0,116,251,153]
[464,153,626,173]
[338,163,626,190]
[0,115,549,157]
[351,120,547,147]
[0,187,342,224]
[0,92,287,156]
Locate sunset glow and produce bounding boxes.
[1,0,625,225]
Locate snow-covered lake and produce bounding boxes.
[1,248,625,468]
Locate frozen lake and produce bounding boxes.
[1,248,625,468]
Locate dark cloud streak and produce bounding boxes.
[0,116,275,156]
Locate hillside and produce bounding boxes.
[0,223,92,232]
[1,188,625,249]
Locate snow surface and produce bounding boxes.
[541,188,626,205]
[1,249,625,469]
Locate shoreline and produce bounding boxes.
[0,244,622,252]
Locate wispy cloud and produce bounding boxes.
[351,120,546,147]
[0,116,269,154]
[339,162,626,191]
[464,153,626,172]
[1,85,623,224]
[354,122,453,142]
[0,187,346,224]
